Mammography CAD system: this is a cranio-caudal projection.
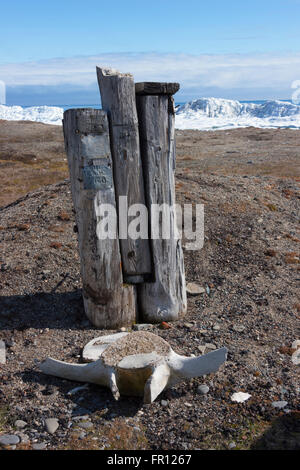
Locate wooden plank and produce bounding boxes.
[63,108,137,328]
[96,67,152,281]
[135,82,180,96]
[136,95,187,322]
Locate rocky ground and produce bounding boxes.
[0,122,299,450]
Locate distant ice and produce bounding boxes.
[1,98,300,130]
[0,105,63,125]
[175,97,300,130]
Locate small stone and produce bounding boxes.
[228,442,236,449]
[205,343,217,352]
[231,392,251,403]
[161,400,168,407]
[197,345,206,355]
[72,415,90,422]
[32,442,47,450]
[15,406,24,412]
[67,384,89,396]
[184,323,194,329]
[213,324,220,331]
[291,340,300,350]
[0,434,20,446]
[197,384,210,395]
[233,325,246,333]
[0,340,6,364]
[78,431,87,440]
[292,349,300,365]
[272,401,288,409]
[133,324,153,331]
[16,433,30,443]
[119,327,127,332]
[44,418,59,434]
[160,322,172,329]
[78,421,93,429]
[14,420,27,429]
[186,283,206,296]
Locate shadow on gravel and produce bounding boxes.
[19,368,143,419]
[0,289,91,331]
[251,412,300,450]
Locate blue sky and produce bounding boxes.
[1,0,300,104]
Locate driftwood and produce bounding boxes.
[96,67,152,283]
[136,84,187,322]
[40,331,227,403]
[63,108,137,328]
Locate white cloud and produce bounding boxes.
[1,51,300,99]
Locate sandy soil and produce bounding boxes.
[0,121,299,450]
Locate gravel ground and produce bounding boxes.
[0,123,299,450]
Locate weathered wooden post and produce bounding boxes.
[63,108,137,328]
[136,83,187,322]
[96,68,152,284]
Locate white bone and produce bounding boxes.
[39,332,227,403]
[82,332,129,362]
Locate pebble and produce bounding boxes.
[272,401,288,409]
[0,340,6,364]
[78,421,93,429]
[231,392,251,403]
[197,384,210,395]
[292,349,300,365]
[161,400,168,407]
[228,442,236,449]
[0,434,20,446]
[67,384,89,396]
[72,415,91,421]
[16,433,30,443]
[213,324,220,331]
[205,343,217,352]
[291,340,300,350]
[197,345,206,355]
[186,283,206,296]
[233,325,246,333]
[14,420,27,429]
[119,327,127,332]
[15,405,24,412]
[32,442,47,450]
[184,322,194,329]
[133,324,153,331]
[78,431,87,440]
[160,322,172,329]
[44,418,59,434]
[291,340,300,365]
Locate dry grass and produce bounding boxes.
[60,418,149,451]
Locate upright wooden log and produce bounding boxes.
[63,108,137,329]
[96,67,152,283]
[136,84,187,322]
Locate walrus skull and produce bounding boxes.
[39,331,227,403]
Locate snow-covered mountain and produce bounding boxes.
[175,98,300,130]
[1,98,300,130]
[0,105,63,125]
